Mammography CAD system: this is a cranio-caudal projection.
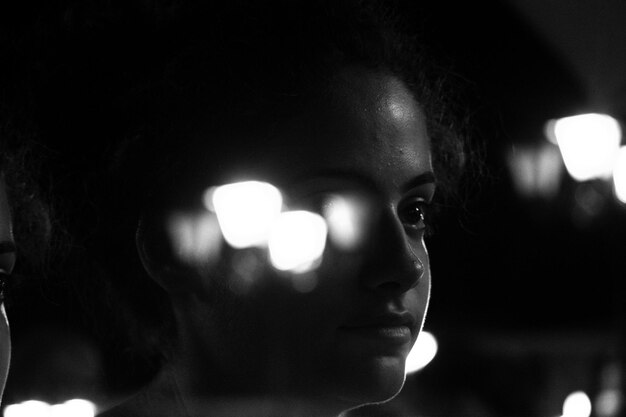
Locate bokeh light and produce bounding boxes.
[4,399,96,417]
[4,400,50,417]
[548,113,621,182]
[507,143,563,199]
[595,389,622,417]
[167,211,222,266]
[405,330,438,374]
[562,391,592,417]
[207,181,283,249]
[268,210,327,273]
[613,146,626,204]
[50,399,96,417]
[323,194,365,250]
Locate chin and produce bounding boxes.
[332,355,407,410]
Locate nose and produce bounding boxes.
[359,205,426,294]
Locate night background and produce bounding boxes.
[1,1,625,416]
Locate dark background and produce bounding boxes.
[1,1,625,416]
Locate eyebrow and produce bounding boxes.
[401,171,436,193]
[288,169,436,195]
[0,241,16,255]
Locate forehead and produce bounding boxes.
[220,69,432,193]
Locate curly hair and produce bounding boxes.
[0,107,53,306]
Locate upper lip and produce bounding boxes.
[341,311,417,330]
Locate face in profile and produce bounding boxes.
[0,177,15,403]
[152,68,433,412]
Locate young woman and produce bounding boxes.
[84,1,469,415]
[0,174,15,404]
[0,9,55,402]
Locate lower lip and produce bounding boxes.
[339,325,412,344]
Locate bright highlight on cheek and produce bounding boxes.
[268,211,327,273]
[206,181,283,248]
[323,194,365,250]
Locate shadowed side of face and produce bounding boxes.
[149,67,434,411]
[0,177,15,403]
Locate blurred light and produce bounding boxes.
[48,406,66,417]
[405,330,438,374]
[4,399,96,417]
[202,186,218,211]
[290,271,318,293]
[544,119,559,145]
[323,194,365,250]
[167,211,222,266]
[507,143,563,198]
[595,360,623,417]
[548,113,621,181]
[207,181,283,249]
[613,146,626,204]
[4,400,50,417]
[574,183,606,220]
[268,211,327,272]
[50,400,96,417]
[596,389,622,417]
[562,391,592,417]
[227,249,264,294]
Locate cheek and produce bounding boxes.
[421,248,432,299]
[0,304,10,401]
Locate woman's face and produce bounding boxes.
[170,68,434,410]
[0,178,15,403]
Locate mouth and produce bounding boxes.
[339,325,412,344]
[338,312,416,345]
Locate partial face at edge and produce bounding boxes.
[0,178,15,403]
[161,68,434,410]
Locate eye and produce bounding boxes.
[398,199,428,232]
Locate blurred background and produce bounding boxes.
[1,0,625,416]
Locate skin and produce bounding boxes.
[0,178,16,404]
[138,68,434,416]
